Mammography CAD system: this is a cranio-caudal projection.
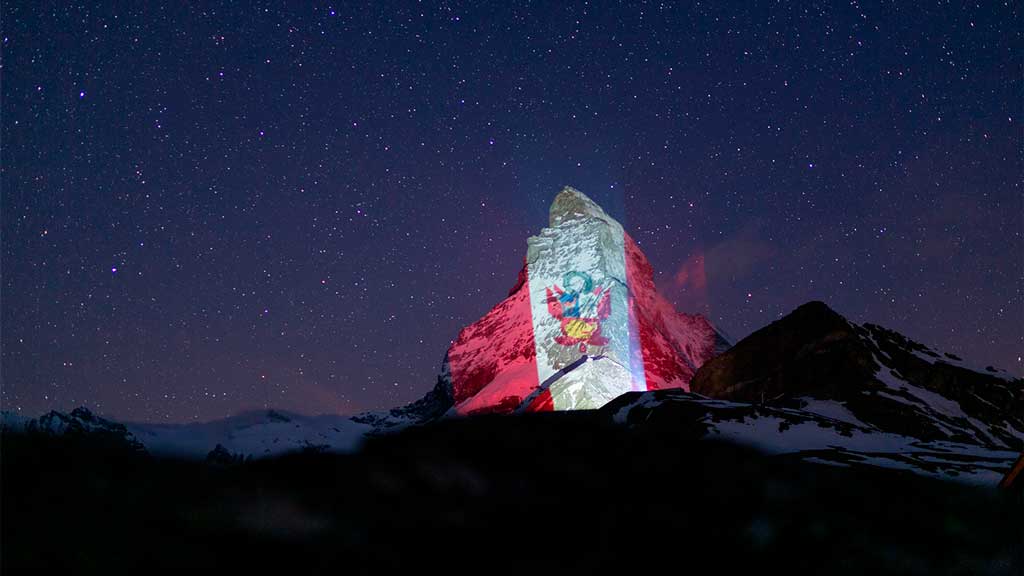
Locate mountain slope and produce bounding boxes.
[441,186,729,415]
[690,301,1023,452]
[604,389,1020,484]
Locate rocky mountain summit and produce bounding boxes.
[440,186,729,415]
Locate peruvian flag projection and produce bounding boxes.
[444,187,727,416]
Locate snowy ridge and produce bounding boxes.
[4,406,388,459]
[681,301,1022,484]
[605,390,1020,485]
[125,409,373,458]
[907,343,1018,382]
[858,323,1024,450]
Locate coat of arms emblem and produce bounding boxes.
[545,271,611,353]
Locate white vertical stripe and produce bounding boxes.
[524,216,646,410]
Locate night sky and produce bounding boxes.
[2,2,1020,422]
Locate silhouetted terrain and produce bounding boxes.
[3,410,1020,575]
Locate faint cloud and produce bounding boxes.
[703,223,777,285]
[672,253,707,291]
[663,222,776,312]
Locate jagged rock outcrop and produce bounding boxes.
[352,375,453,429]
[24,407,147,453]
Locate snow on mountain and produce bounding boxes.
[653,300,1024,483]
[3,406,415,460]
[605,390,1020,485]
[691,302,1024,450]
[125,409,374,459]
[858,322,1024,449]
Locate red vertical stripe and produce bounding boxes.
[448,260,542,415]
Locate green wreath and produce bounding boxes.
[562,271,593,293]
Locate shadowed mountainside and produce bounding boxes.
[691,301,1023,450]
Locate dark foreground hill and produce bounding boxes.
[3,410,1021,575]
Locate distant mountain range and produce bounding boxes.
[3,188,1020,485]
[5,304,1020,484]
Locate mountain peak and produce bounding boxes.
[791,299,840,317]
[691,300,1024,450]
[548,186,613,227]
[441,185,727,415]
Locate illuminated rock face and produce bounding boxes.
[444,187,729,415]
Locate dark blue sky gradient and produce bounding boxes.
[3,2,1020,421]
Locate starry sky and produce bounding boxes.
[2,1,1020,422]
